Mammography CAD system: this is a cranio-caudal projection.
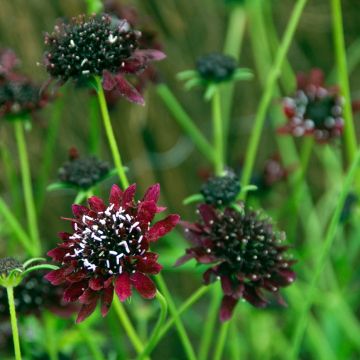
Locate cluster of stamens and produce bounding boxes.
[66,204,147,275]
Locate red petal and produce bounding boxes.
[113,74,145,105]
[63,283,85,302]
[79,288,99,304]
[122,184,137,208]
[58,232,71,241]
[221,276,233,296]
[198,204,217,226]
[136,254,162,275]
[65,270,87,283]
[101,284,114,317]
[243,286,268,308]
[109,184,123,207]
[220,296,238,322]
[130,273,156,299]
[47,247,66,262]
[142,183,160,202]
[76,300,98,323]
[44,269,66,285]
[115,273,132,302]
[89,277,104,291]
[72,204,89,218]
[137,201,157,224]
[175,253,194,267]
[147,214,180,242]
[102,70,117,91]
[88,197,106,212]
[134,49,166,62]
[203,268,218,284]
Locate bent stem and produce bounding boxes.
[14,121,41,255]
[96,77,129,189]
[240,0,308,199]
[156,275,197,360]
[289,148,360,359]
[7,286,22,360]
[113,297,144,354]
[137,291,167,360]
[212,88,224,175]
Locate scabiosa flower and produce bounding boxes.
[278,69,344,143]
[56,148,113,191]
[43,13,165,105]
[45,183,179,322]
[200,169,240,207]
[177,204,296,321]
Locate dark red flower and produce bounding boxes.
[46,183,179,323]
[43,13,165,105]
[177,204,296,321]
[278,69,344,143]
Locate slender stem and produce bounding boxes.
[331,0,357,165]
[240,0,308,198]
[113,297,144,354]
[137,291,167,360]
[96,77,129,189]
[198,285,222,360]
[0,197,35,256]
[89,95,101,155]
[156,275,197,360]
[158,285,210,341]
[6,286,22,360]
[212,89,224,175]
[14,121,41,255]
[289,148,360,359]
[156,83,215,163]
[78,323,106,360]
[213,320,231,360]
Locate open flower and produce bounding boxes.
[278,69,344,143]
[46,183,179,322]
[177,204,296,321]
[43,13,165,105]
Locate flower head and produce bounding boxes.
[200,169,240,207]
[46,183,179,322]
[0,258,22,277]
[43,13,165,105]
[278,69,344,143]
[177,204,296,321]
[57,148,112,190]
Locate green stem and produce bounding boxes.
[137,291,167,360]
[14,121,41,255]
[331,0,357,165]
[212,89,224,175]
[289,148,360,359]
[156,83,215,163]
[89,95,101,155]
[78,323,106,360]
[96,77,129,189]
[6,286,22,360]
[213,320,231,360]
[44,312,59,360]
[0,197,35,256]
[113,297,144,354]
[156,275,197,360]
[198,285,222,360]
[240,0,308,198]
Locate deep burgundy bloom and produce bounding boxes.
[278,69,344,143]
[43,13,165,105]
[177,204,296,321]
[46,183,179,323]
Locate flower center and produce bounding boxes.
[67,204,146,275]
[305,95,336,127]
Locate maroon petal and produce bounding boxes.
[63,283,85,302]
[66,270,87,283]
[137,201,157,224]
[221,276,233,296]
[203,268,218,284]
[147,214,180,242]
[102,70,117,91]
[198,204,217,226]
[79,288,99,304]
[115,273,132,301]
[44,269,66,285]
[142,183,160,202]
[109,184,123,207]
[122,184,137,208]
[136,255,162,275]
[134,49,166,62]
[76,300,98,323]
[72,204,89,218]
[89,277,104,291]
[88,196,106,212]
[113,74,145,106]
[101,284,114,317]
[58,232,71,241]
[175,253,194,267]
[47,247,67,262]
[130,272,156,299]
[220,296,238,322]
[243,286,268,308]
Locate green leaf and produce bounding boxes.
[47,182,76,191]
[183,193,204,205]
[176,70,198,81]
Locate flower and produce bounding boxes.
[177,204,296,321]
[45,183,180,323]
[278,69,344,143]
[0,258,22,277]
[43,13,165,105]
[57,148,113,190]
[200,169,240,207]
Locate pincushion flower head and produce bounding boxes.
[278,69,344,143]
[45,183,180,323]
[43,13,166,105]
[177,204,296,321]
